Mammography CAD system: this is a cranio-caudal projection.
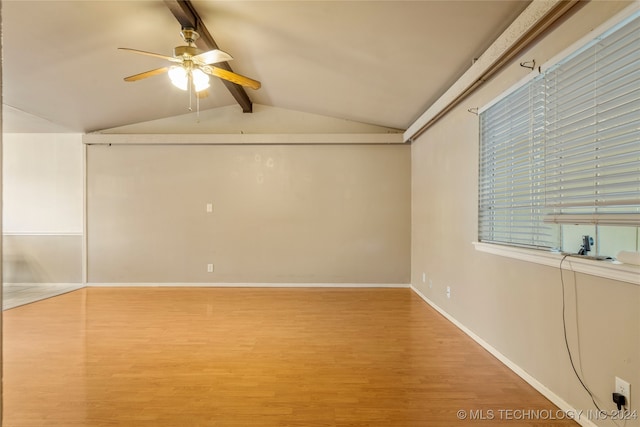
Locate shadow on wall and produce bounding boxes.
[3,254,52,283]
[2,235,83,284]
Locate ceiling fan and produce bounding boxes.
[119,27,261,94]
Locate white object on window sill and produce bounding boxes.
[617,251,640,267]
[473,242,640,286]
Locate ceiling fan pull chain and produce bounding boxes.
[196,91,201,122]
[188,73,193,112]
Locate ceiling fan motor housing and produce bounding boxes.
[180,28,199,44]
[174,45,200,58]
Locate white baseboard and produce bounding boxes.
[88,282,410,288]
[410,285,598,427]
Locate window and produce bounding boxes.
[479,11,640,256]
[478,76,556,249]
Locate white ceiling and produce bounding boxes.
[2,0,531,133]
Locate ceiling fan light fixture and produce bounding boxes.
[192,68,210,92]
[168,65,209,92]
[168,65,188,91]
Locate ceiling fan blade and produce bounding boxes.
[124,67,170,82]
[118,47,181,63]
[203,66,261,90]
[192,49,233,65]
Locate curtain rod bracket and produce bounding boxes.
[468,107,478,115]
[520,60,536,70]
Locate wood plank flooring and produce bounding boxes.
[3,287,578,426]
[3,283,85,310]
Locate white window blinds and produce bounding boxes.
[479,11,640,249]
[544,13,640,226]
[479,77,558,249]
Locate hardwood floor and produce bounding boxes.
[3,287,577,426]
[3,283,85,310]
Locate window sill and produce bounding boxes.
[473,242,639,286]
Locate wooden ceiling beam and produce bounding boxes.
[163,0,253,113]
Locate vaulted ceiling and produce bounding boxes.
[2,0,531,133]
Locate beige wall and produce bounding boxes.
[1,30,4,419]
[87,143,410,284]
[2,133,83,283]
[3,234,82,283]
[3,133,83,233]
[411,1,639,423]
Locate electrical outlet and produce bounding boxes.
[429,279,433,289]
[207,263,214,273]
[206,203,213,213]
[422,273,426,283]
[446,286,451,299]
[615,377,631,409]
